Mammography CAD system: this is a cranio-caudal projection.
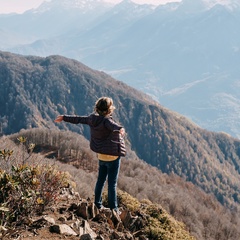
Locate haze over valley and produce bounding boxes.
[1,0,240,137]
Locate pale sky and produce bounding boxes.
[0,0,179,14]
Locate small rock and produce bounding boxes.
[120,210,132,228]
[58,216,67,222]
[0,226,8,232]
[112,230,124,239]
[69,202,78,211]
[76,202,89,219]
[31,216,54,229]
[80,233,94,240]
[43,216,55,225]
[89,202,98,218]
[50,224,77,236]
[80,220,97,239]
[111,209,122,228]
[70,219,81,230]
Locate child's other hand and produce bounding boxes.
[120,128,125,137]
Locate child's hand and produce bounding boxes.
[54,115,63,123]
[120,128,125,137]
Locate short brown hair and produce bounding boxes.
[94,97,115,116]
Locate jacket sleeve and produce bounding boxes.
[63,115,89,125]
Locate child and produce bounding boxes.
[54,97,126,214]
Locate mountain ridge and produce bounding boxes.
[1,50,240,212]
[2,0,240,137]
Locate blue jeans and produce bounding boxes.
[94,157,121,210]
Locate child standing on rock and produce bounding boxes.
[54,97,126,214]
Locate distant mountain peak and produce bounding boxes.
[176,0,208,13]
[33,0,112,13]
[119,0,134,3]
[114,0,137,8]
[204,0,240,10]
[115,0,156,9]
[110,0,155,17]
[172,0,240,13]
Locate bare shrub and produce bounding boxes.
[0,137,71,228]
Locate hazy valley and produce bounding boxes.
[1,0,240,137]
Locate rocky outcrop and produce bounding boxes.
[1,186,194,240]
[1,187,148,240]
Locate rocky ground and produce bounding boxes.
[1,187,150,240]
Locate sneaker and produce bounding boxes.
[113,208,121,215]
[98,206,110,212]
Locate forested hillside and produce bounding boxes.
[3,129,240,239]
[0,51,240,211]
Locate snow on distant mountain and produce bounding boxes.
[33,0,113,13]
[204,0,240,10]
[174,0,208,13]
[1,0,240,138]
[0,0,112,41]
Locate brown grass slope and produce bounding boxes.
[0,135,195,240]
[3,129,240,240]
[0,50,240,211]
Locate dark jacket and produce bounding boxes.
[63,114,126,157]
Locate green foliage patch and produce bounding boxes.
[116,190,195,240]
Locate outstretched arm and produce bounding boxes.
[54,115,89,125]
